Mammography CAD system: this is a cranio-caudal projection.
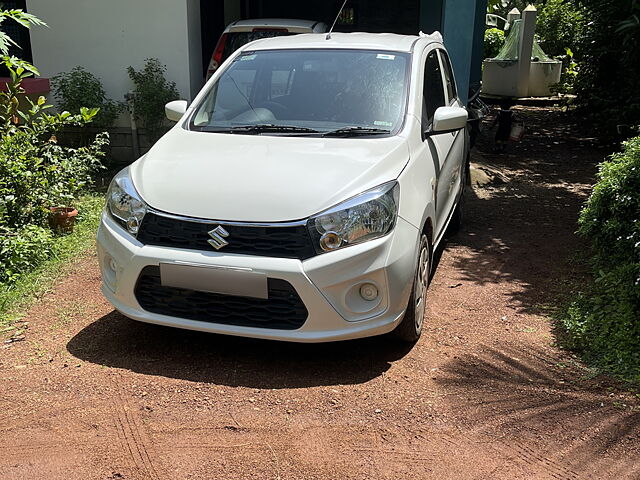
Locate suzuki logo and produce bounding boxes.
[207,225,230,250]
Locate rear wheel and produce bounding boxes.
[393,234,431,343]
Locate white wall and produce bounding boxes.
[27,0,203,111]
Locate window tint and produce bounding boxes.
[423,50,446,126]
[439,50,457,102]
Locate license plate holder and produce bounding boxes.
[159,262,268,299]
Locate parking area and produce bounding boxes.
[1,107,638,480]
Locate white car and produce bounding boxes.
[206,18,328,79]
[97,32,469,343]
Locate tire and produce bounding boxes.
[393,233,431,343]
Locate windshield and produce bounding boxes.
[190,49,410,135]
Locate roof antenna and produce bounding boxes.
[326,0,348,40]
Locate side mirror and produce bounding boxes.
[427,106,468,136]
[165,100,188,122]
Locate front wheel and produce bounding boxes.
[393,234,431,343]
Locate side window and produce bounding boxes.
[422,50,447,127]
[439,50,457,103]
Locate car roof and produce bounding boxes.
[226,18,325,32]
[244,32,437,53]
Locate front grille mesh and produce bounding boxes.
[136,212,316,259]
[134,266,308,330]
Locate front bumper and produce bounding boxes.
[96,213,419,342]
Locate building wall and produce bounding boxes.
[27,0,203,108]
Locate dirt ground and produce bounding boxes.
[1,107,639,480]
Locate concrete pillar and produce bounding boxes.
[442,0,483,104]
[507,7,521,25]
[469,0,488,95]
[516,4,536,97]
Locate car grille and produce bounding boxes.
[134,266,308,330]
[137,212,317,260]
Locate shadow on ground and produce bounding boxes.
[67,311,413,388]
[445,107,602,315]
[436,344,640,478]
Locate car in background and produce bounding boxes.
[206,18,328,79]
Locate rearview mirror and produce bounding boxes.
[165,100,188,122]
[427,106,468,136]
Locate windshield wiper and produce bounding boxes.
[202,124,321,135]
[323,126,391,137]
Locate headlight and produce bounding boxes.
[106,167,147,236]
[307,181,399,253]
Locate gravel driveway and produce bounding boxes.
[1,107,638,480]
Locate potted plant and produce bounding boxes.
[48,206,78,234]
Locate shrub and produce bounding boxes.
[536,0,584,58]
[574,0,640,139]
[51,66,121,128]
[484,28,506,59]
[562,135,640,382]
[0,127,108,228]
[0,55,107,286]
[0,225,53,284]
[127,58,180,142]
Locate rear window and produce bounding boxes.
[223,31,295,63]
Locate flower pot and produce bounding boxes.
[48,206,78,234]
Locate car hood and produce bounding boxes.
[131,127,409,222]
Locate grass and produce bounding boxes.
[0,193,105,329]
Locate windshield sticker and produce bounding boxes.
[374,120,393,127]
[240,54,257,61]
[376,54,396,60]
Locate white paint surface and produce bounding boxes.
[27,0,203,108]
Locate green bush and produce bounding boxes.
[0,127,108,228]
[574,0,640,139]
[562,135,640,382]
[484,28,506,59]
[0,225,52,284]
[127,58,179,142]
[536,0,584,58]
[0,56,107,286]
[51,66,121,128]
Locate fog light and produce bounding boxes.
[359,283,378,301]
[126,216,141,234]
[109,257,117,272]
[319,231,342,251]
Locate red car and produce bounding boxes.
[206,18,328,79]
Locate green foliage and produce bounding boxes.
[0,54,107,286]
[550,47,579,95]
[0,225,52,284]
[0,194,103,326]
[574,0,640,139]
[484,28,506,59]
[562,136,640,382]
[0,9,46,56]
[51,67,121,128]
[127,58,179,142]
[536,0,584,58]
